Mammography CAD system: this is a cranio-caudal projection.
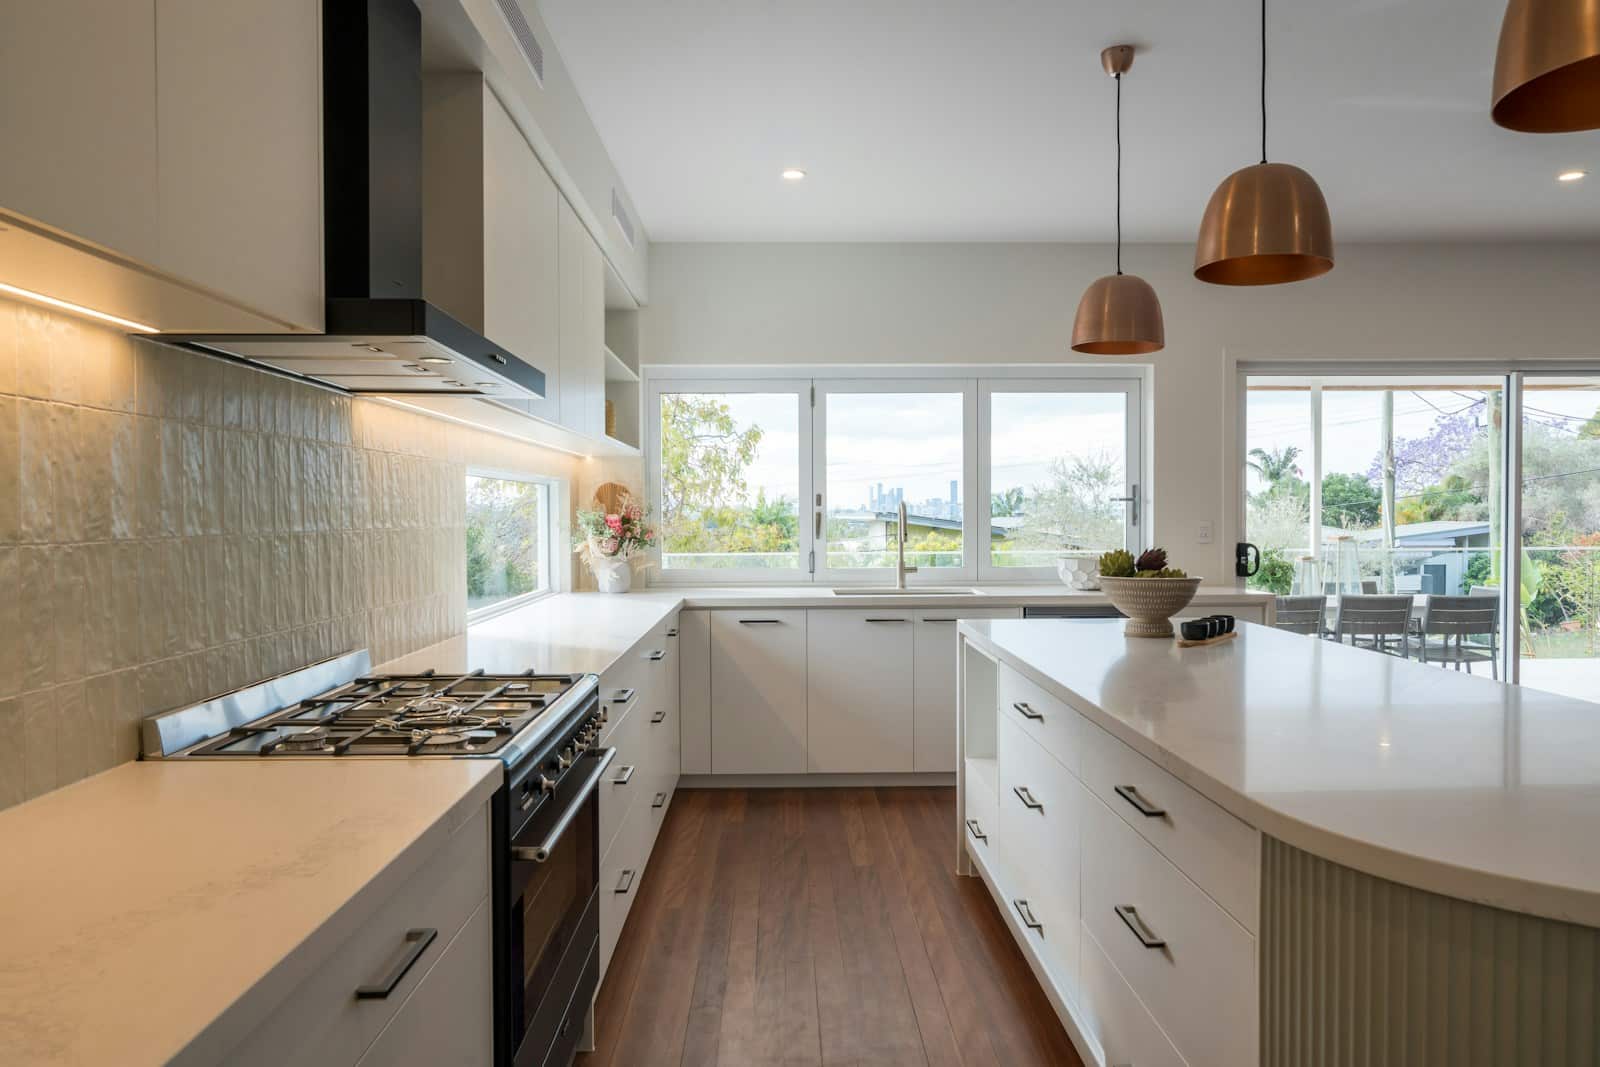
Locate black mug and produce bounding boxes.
[1235,542,1261,578]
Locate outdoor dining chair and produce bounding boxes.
[1274,595,1327,636]
[1411,593,1500,678]
[1332,594,1416,658]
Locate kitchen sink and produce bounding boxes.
[830,586,983,596]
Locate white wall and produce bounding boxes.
[641,241,1600,581]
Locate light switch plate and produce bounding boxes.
[1196,521,1214,544]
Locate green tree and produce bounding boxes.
[991,487,1024,517]
[1320,472,1382,528]
[1248,445,1303,486]
[659,394,767,554]
[1397,474,1480,525]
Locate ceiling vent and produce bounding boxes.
[493,0,544,85]
[611,189,636,247]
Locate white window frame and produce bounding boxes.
[813,378,979,585]
[643,364,1150,587]
[977,377,1144,583]
[465,468,559,622]
[643,377,814,585]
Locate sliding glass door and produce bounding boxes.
[1515,377,1600,701]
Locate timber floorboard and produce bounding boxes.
[577,787,1082,1067]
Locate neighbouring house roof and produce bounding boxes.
[834,509,1007,538]
[1320,520,1491,547]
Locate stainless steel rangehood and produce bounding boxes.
[155,0,546,402]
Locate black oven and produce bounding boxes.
[494,692,612,1067]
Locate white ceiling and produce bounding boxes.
[536,0,1598,243]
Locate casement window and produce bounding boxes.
[466,472,555,619]
[645,368,1144,585]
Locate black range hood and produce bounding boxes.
[155,0,546,402]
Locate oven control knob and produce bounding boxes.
[556,751,573,770]
[536,774,556,795]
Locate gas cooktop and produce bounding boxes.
[142,651,598,766]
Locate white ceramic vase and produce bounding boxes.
[1055,554,1101,590]
[591,556,633,594]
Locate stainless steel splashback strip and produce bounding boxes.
[141,649,373,758]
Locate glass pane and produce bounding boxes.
[466,475,546,612]
[1519,379,1600,704]
[989,392,1128,568]
[1244,386,1312,592]
[824,392,965,569]
[659,392,801,570]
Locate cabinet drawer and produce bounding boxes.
[224,803,489,1067]
[997,663,1079,774]
[354,899,493,1066]
[1077,925,1186,1067]
[998,715,1080,994]
[598,789,652,982]
[598,701,645,860]
[598,672,640,747]
[962,756,999,864]
[1081,719,1260,932]
[1082,795,1256,1067]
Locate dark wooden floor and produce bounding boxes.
[578,787,1081,1067]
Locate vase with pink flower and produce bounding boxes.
[575,497,657,593]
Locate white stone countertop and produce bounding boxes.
[380,584,1268,677]
[960,618,1600,928]
[0,759,499,1066]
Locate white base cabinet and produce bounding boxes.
[961,654,1261,1067]
[596,611,681,984]
[709,610,808,774]
[806,610,914,772]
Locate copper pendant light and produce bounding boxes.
[1194,0,1333,286]
[1072,45,1165,356]
[1492,0,1600,132]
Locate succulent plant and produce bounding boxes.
[1134,547,1168,573]
[1097,548,1136,578]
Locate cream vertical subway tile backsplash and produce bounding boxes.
[0,291,624,810]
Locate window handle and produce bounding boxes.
[815,511,822,537]
[1109,483,1140,526]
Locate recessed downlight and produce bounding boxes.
[1558,169,1587,182]
[781,168,806,182]
[418,356,453,364]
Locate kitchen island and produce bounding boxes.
[957,618,1600,1067]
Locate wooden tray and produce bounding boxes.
[1175,629,1239,648]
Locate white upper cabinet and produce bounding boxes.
[0,0,321,330]
[0,0,160,263]
[425,76,561,421]
[155,0,323,331]
[558,196,605,438]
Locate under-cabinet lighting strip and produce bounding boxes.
[0,281,158,333]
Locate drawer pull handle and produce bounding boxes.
[965,817,987,842]
[651,710,666,724]
[1115,905,1167,950]
[666,628,678,638]
[1012,785,1043,812]
[653,791,667,808]
[1012,898,1043,935]
[1013,701,1044,721]
[611,688,635,705]
[738,619,782,625]
[616,869,636,894]
[647,649,666,661]
[864,617,908,624]
[922,617,958,623]
[354,928,437,999]
[1114,784,1167,819]
[611,764,636,786]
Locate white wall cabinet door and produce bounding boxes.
[913,608,1022,772]
[558,196,605,438]
[0,0,159,263]
[710,610,808,774]
[806,610,915,772]
[156,0,323,330]
[482,88,560,422]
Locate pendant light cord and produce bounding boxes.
[1260,0,1268,164]
[1115,71,1123,275]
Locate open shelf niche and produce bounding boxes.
[603,265,642,451]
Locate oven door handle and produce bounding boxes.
[511,747,616,863]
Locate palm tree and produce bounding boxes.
[1247,445,1302,486]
